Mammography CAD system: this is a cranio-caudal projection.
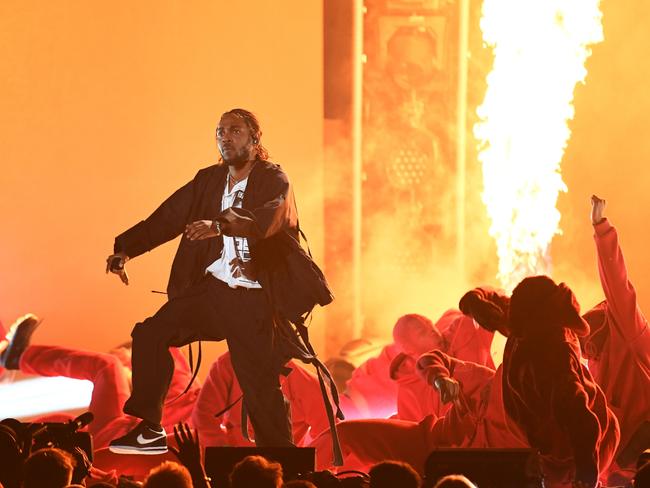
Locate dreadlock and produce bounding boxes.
[221,108,270,160]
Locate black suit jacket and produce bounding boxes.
[113,159,333,322]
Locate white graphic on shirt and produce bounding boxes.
[205,177,262,289]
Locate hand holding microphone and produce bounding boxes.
[105,252,130,285]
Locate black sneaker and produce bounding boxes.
[108,421,168,455]
[0,314,41,370]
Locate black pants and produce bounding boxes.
[123,275,293,447]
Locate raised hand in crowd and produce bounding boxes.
[170,423,211,488]
[590,194,606,225]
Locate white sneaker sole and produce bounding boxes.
[108,445,168,455]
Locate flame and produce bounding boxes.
[474,0,603,293]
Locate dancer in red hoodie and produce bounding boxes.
[340,342,401,420]
[580,195,650,482]
[388,310,495,422]
[191,350,330,447]
[340,308,496,422]
[311,352,525,475]
[503,275,619,488]
[311,306,512,473]
[389,314,451,422]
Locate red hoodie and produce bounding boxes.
[501,276,620,488]
[589,219,650,459]
[503,328,619,487]
[309,350,524,475]
[388,311,495,423]
[341,343,401,419]
[416,350,528,450]
[438,310,495,370]
[390,352,448,422]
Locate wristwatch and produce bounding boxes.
[211,220,222,236]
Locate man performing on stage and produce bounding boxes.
[105,108,333,455]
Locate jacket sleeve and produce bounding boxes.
[221,168,297,245]
[593,218,648,342]
[114,178,195,258]
[416,349,456,385]
[417,350,495,395]
[251,171,296,242]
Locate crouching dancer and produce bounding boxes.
[503,276,619,488]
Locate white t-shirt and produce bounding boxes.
[205,177,262,289]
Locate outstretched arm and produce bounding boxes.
[171,423,212,488]
[107,177,196,284]
[417,350,495,405]
[591,195,647,341]
[115,179,195,256]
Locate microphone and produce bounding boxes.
[109,255,124,271]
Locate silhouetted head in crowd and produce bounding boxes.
[432,474,477,488]
[580,300,610,360]
[369,460,421,488]
[297,469,340,488]
[283,480,317,488]
[0,423,24,488]
[459,286,511,336]
[230,455,283,488]
[22,448,75,488]
[393,314,446,359]
[143,460,192,488]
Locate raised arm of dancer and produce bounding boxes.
[591,195,648,341]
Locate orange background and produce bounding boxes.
[1,0,650,370]
[0,1,325,363]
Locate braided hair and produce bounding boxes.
[221,108,270,160]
